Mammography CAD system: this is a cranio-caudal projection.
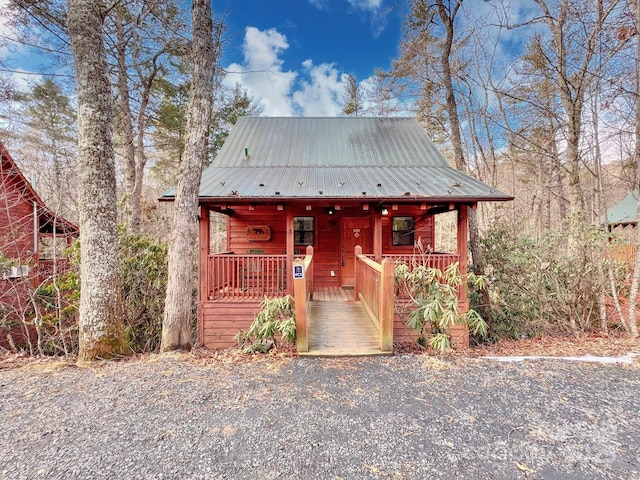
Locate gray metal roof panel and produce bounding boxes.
[605,190,638,225]
[160,117,513,202]
[195,166,510,200]
[214,117,449,168]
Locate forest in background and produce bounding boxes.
[1,0,639,357]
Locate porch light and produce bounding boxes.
[326,207,335,215]
[381,207,389,217]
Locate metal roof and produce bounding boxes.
[605,191,638,225]
[161,117,513,202]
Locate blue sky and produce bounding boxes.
[0,0,543,118]
[0,0,404,117]
[219,0,405,116]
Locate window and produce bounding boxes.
[39,236,68,260]
[294,216,314,246]
[392,216,415,246]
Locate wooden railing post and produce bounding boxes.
[379,258,394,352]
[306,245,314,300]
[293,259,308,353]
[354,245,362,301]
[457,205,469,313]
[199,206,210,303]
[293,246,313,353]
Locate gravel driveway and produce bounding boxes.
[1,353,639,480]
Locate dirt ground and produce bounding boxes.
[0,335,639,480]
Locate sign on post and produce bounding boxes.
[293,264,304,279]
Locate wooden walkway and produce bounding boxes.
[300,287,388,357]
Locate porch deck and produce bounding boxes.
[301,286,387,357]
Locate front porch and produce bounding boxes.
[199,248,465,354]
[304,286,383,356]
[197,201,473,353]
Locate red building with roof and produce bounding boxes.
[161,117,512,354]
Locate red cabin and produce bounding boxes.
[0,142,78,310]
[161,117,512,354]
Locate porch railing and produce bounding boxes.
[380,253,459,271]
[37,259,72,284]
[207,253,288,300]
[354,246,394,352]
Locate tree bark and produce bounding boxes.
[113,10,137,229]
[626,0,640,339]
[161,0,216,352]
[434,0,487,302]
[67,0,129,361]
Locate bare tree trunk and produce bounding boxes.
[113,10,137,228]
[161,0,216,352]
[626,0,640,339]
[68,0,129,361]
[591,91,609,334]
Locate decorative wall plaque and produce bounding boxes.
[245,225,271,241]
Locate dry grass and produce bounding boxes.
[469,331,639,358]
[1,330,638,371]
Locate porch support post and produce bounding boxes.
[198,205,210,345]
[379,258,394,352]
[199,206,210,303]
[286,208,294,295]
[353,245,362,301]
[293,245,313,353]
[457,204,469,312]
[293,260,308,352]
[373,212,382,262]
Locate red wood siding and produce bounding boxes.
[382,206,435,254]
[200,301,260,349]
[226,205,287,254]
[226,205,372,288]
[0,185,35,260]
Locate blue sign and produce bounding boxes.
[293,264,304,279]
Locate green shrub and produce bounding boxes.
[234,295,296,353]
[481,216,626,340]
[119,234,168,352]
[395,261,488,351]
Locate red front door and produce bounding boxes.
[340,217,372,286]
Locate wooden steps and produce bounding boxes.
[300,287,389,357]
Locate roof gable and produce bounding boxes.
[0,141,78,234]
[605,190,638,225]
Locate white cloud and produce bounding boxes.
[346,0,383,11]
[293,60,348,116]
[308,0,329,10]
[224,27,298,116]
[308,0,388,37]
[224,27,351,117]
[310,0,383,12]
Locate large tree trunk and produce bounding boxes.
[113,10,137,230]
[161,0,216,352]
[67,0,129,361]
[627,0,640,339]
[434,0,488,311]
